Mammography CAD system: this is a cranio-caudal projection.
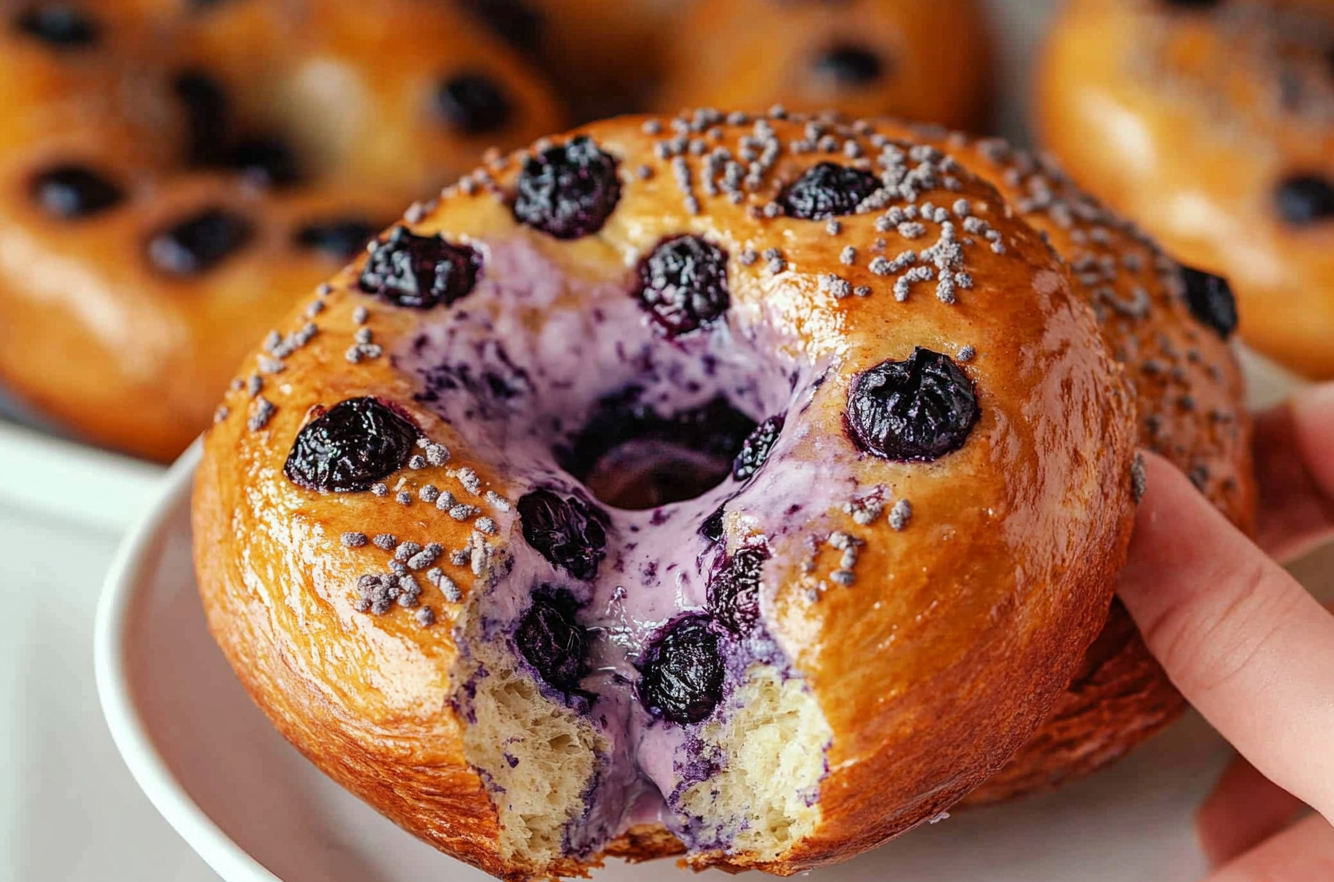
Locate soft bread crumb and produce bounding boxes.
[460,638,604,867]
[678,665,831,861]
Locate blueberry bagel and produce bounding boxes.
[1037,0,1334,378]
[655,0,994,132]
[0,0,561,461]
[888,128,1256,804]
[193,112,1140,878]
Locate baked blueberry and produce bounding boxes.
[173,71,230,167]
[634,236,730,337]
[230,137,300,187]
[31,165,124,219]
[437,73,513,134]
[708,547,768,635]
[284,397,420,493]
[1275,174,1334,226]
[732,416,784,482]
[359,226,482,309]
[778,162,882,220]
[515,590,589,693]
[638,615,725,725]
[517,488,609,581]
[847,347,979,462]
[294,218,378,260]
[148,208,253,275]
[813,45,886,87]
[14,6,99,47]
[513,136,621,239]
[700,504,726,544]
[1180,266,1238,340]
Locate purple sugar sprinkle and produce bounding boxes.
[373,534,398,550]
[396,491,412,506]
[416,607,436,628]
[395,542,423,562]
[341,532,368,548]
[371,483,388,497]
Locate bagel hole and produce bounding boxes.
[555,389,757,511]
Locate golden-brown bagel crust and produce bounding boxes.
[0,0,561,461]
[656,0,995,132]
[1035,0,1334,378]
[194,112,1139,878]
[887,128,1257,804]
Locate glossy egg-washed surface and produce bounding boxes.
[1037,0,1334,378]
[892,126,1256,803]
[194,112,1141,879]
[655,0,994,132]
[0,0,561,461]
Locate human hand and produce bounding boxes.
[1118,384,1334,880]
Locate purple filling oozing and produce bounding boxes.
[397,236,842,855]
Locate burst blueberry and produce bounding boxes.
[517,488,609,581]
[778,162,882,220]
[513,136,621,239]
[31,165,124,219]
[359,226,482,309]
[634,236,731,337]
[700,504,726,543]
[515,590,589,693]
[284,397,420,492]
[638,615,725,725]
[708,547,768,635]
[1180,266,1237,340]
[847,347,979,462]
[732,415,784,481]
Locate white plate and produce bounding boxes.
[95,443,1280,882]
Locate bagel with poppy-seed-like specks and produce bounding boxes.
[1036,0,1334,378]
[193,111,1142,879]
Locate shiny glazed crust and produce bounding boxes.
[0,0,561,461]
[194,113,1139,878]
[911,129,1257,804]
[656,0,994,132]
[1035,0,1334,378]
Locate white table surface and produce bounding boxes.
[0,462,221,881]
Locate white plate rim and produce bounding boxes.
[93,441,282,882]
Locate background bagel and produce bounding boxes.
[1036,0,1334,378]
[194,112,1140,879]
[655,0,995,132]
[0,0,562,461]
